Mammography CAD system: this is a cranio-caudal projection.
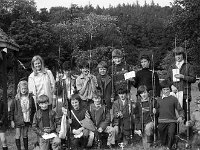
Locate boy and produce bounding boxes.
[32,95,61,150]
[134,85,156,148]
[108,49,133,99]
[155,80,184,150]
[96,61,112,109]
[112,86,134,146]
[89,90,116,149]
[186,96,200,149]
[134,54,160,97]
[76,61,98,108]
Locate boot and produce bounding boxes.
[2,147,8,150]
[15,139,21,150]
[23,138,28,150]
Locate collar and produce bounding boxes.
[162,95,170,99]
[176,60,184,69]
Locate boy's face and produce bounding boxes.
[63,70,70,76]
[118,93,126,101]
[93,96,101,105]
[39,102,49,110]
[175,53,184,62]
[98,67,107,76]
[81,67,89,76]
[20,86,28,95]
[71,99,79,110]
[162,87,170,97]
[140,90,149,100]
[197,103,200,109]
[34,59,42,71]
[113,57,122,65]
[141,58,150,68]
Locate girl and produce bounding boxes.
[28,55,56,110]
[0,89,8,150]
[10,80,36,150]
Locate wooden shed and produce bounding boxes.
[0,28,19,118]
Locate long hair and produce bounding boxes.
[15,80,29,100]
[31,55,45,75]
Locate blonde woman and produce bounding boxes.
[28,55,56,109]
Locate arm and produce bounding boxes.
[155,72,161,97]
[134,102,142,130]
[30,96,36,124]
[32,112,44,136]
[175,98,184,119]
[47,70,56,93]
[76,77,89,95]
[182,65,196,83]
[10,100,15,122]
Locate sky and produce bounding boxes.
[34,0,173,10]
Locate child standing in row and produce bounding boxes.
[10,80,36,150]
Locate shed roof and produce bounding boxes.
[0,28,19,51]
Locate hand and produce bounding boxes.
[98,127,103,133]
[185,121,191,127]
[68,119,72,124]
[153,108,156,114]
[171,85,178,93]
[44,128,51,133]
[198,131,200,134]
[111,97,114,103]
[62,107,68,115]
[177,117,183,123]
[128,77,135,82]
[11,121,15,128]
[134,130,142,136]
[175,74,184,79]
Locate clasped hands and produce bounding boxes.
[116,111,123,118]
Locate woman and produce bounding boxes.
[28,55,56,109]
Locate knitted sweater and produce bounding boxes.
[156,95,184,123]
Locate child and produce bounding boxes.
[32,95,61,150]
[96,61,112,109]
[112,87,134,146]
[134,85,156,148]
[155,80,184,150]
[69,94,90,149]
[134,54,160,97]
[76,61,98,108]
[10,80,36,150]
[89,90,116,149]
[0,89,8,150]
[186,96,200,149]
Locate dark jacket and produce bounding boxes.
[32,108,58,136]
[167,62,196,100]
[0,100,7,131]
[112,99,134,136]
[96,74,112,109]
[89,104,110,130]
[134,68,161,97]
[10,94,36,127]
[134,97,157,131]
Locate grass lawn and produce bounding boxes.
[4,83,200,150]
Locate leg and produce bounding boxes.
[183,99,190,123]
[167,123,176,149]
[104,126,116,146]
[157,123,168,146]
[144,122,154,147]
[39,138,50,150]
[0,132,8,150]
[71,137,80,149]
[22,125,29,150]
[15,128,21,150]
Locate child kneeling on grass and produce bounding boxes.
[32,95,61,150]
[10,80,36,150]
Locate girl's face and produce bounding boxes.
[20,86,28,95]
[113,57,122,65]
[141,59,150,68]
[140,90,149,100]
[34,59,42,71]
[71,99,80,110]
[98,67,107,76]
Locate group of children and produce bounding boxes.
[0,47,200,150]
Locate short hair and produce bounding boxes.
[160,80,171,89]
[117,88,128,94]
[38,95,49,104]
[79,61,90,69]
[71,94,82,103]
[137,85,148,96]
[31,55,45,75]
[140,54,150,62]
[92,90,102,99]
